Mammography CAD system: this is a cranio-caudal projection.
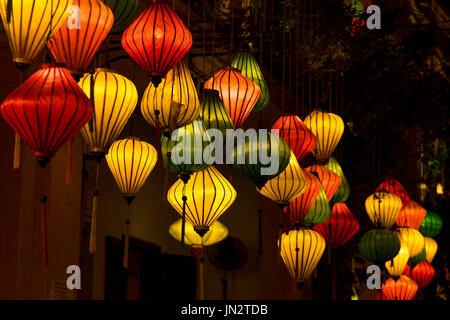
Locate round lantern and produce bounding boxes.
[381,275,418,300]
[375,179,410,208]
[231,50,269,112]
[280,228,326,287]
[100,0,139,33]
[358,229,400,265]
[0,0,71,68]
[410,247,426,266]
[199,89,234,138]
[385,236,409,278]
[325,157,350,203]
[304,109,344,163]
[204,66,261,128]
[169,219,228,248]
[272,114,317,162]
[79,69,138,158]
[305,165,341,201]
[365,191,402,228]
[0,63,92,167]
[396,200,426,229]
[423,237,438,263]
[419,210,443,237]
[397,227,424,257]
[411,260,435,289]
[313,203,360,248]
[122,0,192,87]
[47,0,114,78]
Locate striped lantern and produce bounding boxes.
[325,157,350,203]
[397,227,425,257]
[100,0,139,33]
[365,191,402,228]
[423,237,438,263]
[381,276,418,300]
[396,200,427,229]
[199,89,234,137]
[376,179,410,208]
[358,229,401,265]
[411,260,435,289]
[419,210,443,237]
[305,164,341,201]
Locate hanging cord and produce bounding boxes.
[221,269,228,300]
[123,206,131,269]
[13,70,25,170]
[40,164,49,267]
[199,246,205,300]
[65,138,73,184]
[89,160,101,254]
[295,0,300,114]
[257,193,263,255]
[294,225,300,291]
[154,110,163,169]
[281,0,286,113]
[229,0,234,62]
[202,0,207,77]
[181,179,189,246]
[88,71,95,132]
[301,0,306,116]
[162,151,171,203]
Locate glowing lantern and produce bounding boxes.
[303,187,330,226]
[280,228,326,288]
[381,276,418,300]
[375,179,410,208]
[204,66,261,128]
[48,0,114,78]
[396,200,426,229]
[122,0,192,87]
[313,203,360,248]
[79,69,138,157]
[167,166,237,237]
[410,247,426,266]
[424,237,438,263]
[397,227,424,257]
[385,236,409,278]
[199,89,234,137]
[325,157,350,203]
[358,229,400,265]
[305,165,341,201]
[100,0,139,33]
[169,219,228,248]
[0,63,92,167]
[258,153,307,208]
[272,114,316,162]
[231,50,269,112]
[419,210,443,237]
[0,0,71,68]
[411,260,435,289]
[365,191,402,228]
[403,264,411,277]
[304,110,344,163]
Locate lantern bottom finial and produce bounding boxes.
[297,281,305,290]
[37,156,50,168]
[151,76,162,88]
[194,226,210,237]
[124,196,135,205]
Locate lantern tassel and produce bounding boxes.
[155,110,163,169]
[40,196,48,266]
[181,194,187,246]
[162,152,171,203]
[89,161,100,254]
[66,139,72,184]
[199,255,205,300]
[123,220,130,269]
[13,133,21,170]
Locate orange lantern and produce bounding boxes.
[411,260,435,289]
[305,164,341,201]
[381,275,418,300]
[396,200,426,229]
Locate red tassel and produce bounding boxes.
[40,196,48,266]
[66,139,72,184]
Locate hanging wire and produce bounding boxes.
[281,0,287,112]
[202,0,207,78]
[301,0,306,116]
[296,0,300,114]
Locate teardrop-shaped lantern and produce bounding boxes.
[396,200,426,229]
[258,152,307,208]
[411,260,435,289]
[397,227,424,257]
[375,179,410,208]
[105,137,157,204]
[231,50,269,112]
[419,210,443,237]
[167,166,237,236]
[280,228,326,287]
[199,89,234,137]
[381,276,418,300]
[79,69,138,158]
[204,67,261,128]
[0,0,71,68]
[122,1,192,87]
[365,191,402,228]
[325,157,350,203]
[313,203,360,248]
[305,165,341,201]
[358,229,400,265]
[423,237,438,263]
[1,63,92,167]
[303,187,331,226]
[385,236,409,278]
[100,0,139,33]
[141,60,200,133]
[48,0,114,77]
[410,247,426,265]
[272,114,317,162]
[169,218,228,247]
[304,110,344,163]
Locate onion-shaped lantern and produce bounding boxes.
[313,203,360,248]
[0,63,92,167]
[304,110,344,163]
[325,157,350,203]
[411,260,435,289]
[122,0,192,87]
[358,229,400,265]
[199,89,234,138]
[272,114,316,162]
[0,0,71,68]
[385,236,409,278]
[305,165,341,201]
[375,179,410,208]
[396,200,426,229]
[419,210,443,237]
[100,0,139,33]
[365,191,402,228]
[280,228,326,288]
[410,247,426,266]
[424,237,438,263]
[204,66,261,128]
[169,219,228,248]
[397,227,424,257]
[48,0,114,78]
[381,276,418,300]
[231,50,269,112]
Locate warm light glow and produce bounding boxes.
[396,200,427,230]
[419,210,443,237]
[385,236,409,278]
[325,157,350,203]
[169,219,228,247]
[436,183,444,195]
[397,227,425,257]
[423,237,438,263]
[376,179,410,208]
[381,276,418,300]
[358,229,400,264]
[365,191,402,228]
[411,260,435,289]
[306,165,341,201]
[199,89,234,137]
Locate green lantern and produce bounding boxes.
[101,0,139,33]
[325,157,350,203]
[419,211,443,237]
[304,186,331,226]
[359,229,401,265]
[199,89,234,137]
[410,247,426,266]
[351,0,365,20]
[231,50,269,112]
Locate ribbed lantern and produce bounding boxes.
[424,237,438,263]
[365,191,402,228]
[0,63,92,167]
[385,236,409,278]
[375,179,410,208]
[325,157,350,203]
[410,247,426,265]
[381,276,418,300]
[304,110,344,163]
[100,0,139,32]
[411,260,435,289]
[199,89,234,138]
[122,0,192,87]
[419,210,443,237]
[169,219,228,248]
[231,50,269,112]
[0,0,71,68]
[358,229,400,265]
[204,66,261,128]
[272,114,317,162]
[396,200,426,229]
[141,60,200,133]
[303,187,331,226]
[48,0,114,78]
[313,203,360,248]
[79,69,138,157]
[305,165,341,201]
[280,228,326,288]
[397,227,424,257]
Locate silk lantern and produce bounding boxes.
[419,210,443,237]
[199,89,234,138]
[376,179,410,208]
[396,200,426,229]
[365,191,402,228]
[411,260,435,289]
[424,237,438,263]
[100,0,139,32]
[385,236,409,278]
[325,157,350,203]
[410,247,426,266]
[204,66,261,128]
[358,229,400,265]
[0,0,71,68]
[397,227,424,257]
[48,0,114,78]
[169,219,228,248]
[306,165,341,201]
[381,276,418,300]
[122,0,192,87]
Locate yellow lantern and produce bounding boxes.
[169,219,228,247]
[0,0,71,68]
[365,191,402,228]
[141,60,200,133]
[258,152,307,208]
[397,227,425,257]
[304,109,344,163]
[280,228,326,288]
[385,236,409,278]
[424,237,438,263]
[79,69,138,157]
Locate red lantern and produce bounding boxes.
[272,114,317,161]
[376,179,410,208]
[306,164,341,201]
[381,275,418,300]
[121,1,192,87]
[411,260,435,289]
[0,63,92,167]
[313,203,360,248]
[396,200,427,230]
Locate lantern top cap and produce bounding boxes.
[95,67,116,73]
[39,62,67,70]
[222,66,241,73]
[123,136,141,141]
